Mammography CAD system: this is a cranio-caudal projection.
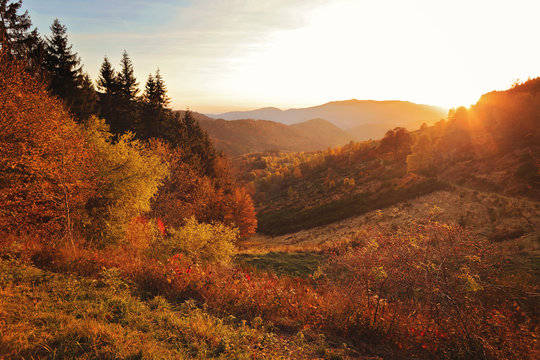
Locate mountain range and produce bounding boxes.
[209,99,446,128]
[188,113,352,156]
[196,100,447,156]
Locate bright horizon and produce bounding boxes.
[22,0,540,114]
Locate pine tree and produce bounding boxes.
[153,68,170,108]
[139,69,172,139]
[179,110,217,177]
[96,56,120,125]
[118,50,139,101]
[143,69,170,109]
[0,0,42,73]
[43,19,96,120]
[97,56,117,94]
[144,73,156,106]
[44,19,80,98]
[108,50,140,133]
[1,0,32,55]
[73,73,99,121]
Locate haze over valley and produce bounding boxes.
[201,99,447,155]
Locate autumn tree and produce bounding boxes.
[220,187,257,238]
[150,140,257,237]
[434,107,473,161]
[378,127,412,159]
[150,141,219,229]
[162,110,218,177]
[0,51,96,238]
[82,117,168,245]
[406,133,435,174]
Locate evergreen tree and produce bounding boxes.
[118,50,139,101]
[178,110,217,177]
[97,56,117,94]
[43,19,96,120]
[143,69,169,109]
[153,68,170,108]
[0,0,43,73]
[44,19,80,99]
[144,73,156,106]
[1,0,32,55]
[73,73,99,121]
[96,56,120,126]
[139,68,172,139]
[109,50,140,133]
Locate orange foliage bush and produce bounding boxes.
[0,51,96,237]
[151,140,257,237]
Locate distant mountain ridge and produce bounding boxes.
[194,115,352,156]
[208,99,447,130]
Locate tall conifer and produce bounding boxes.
[118,50,139,101]
[44,19,96,120]
[0,0,43,74]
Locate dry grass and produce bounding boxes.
[249,188,540,256]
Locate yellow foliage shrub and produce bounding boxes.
[166,217,238,264]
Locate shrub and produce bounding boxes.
[162,217,238,264]
[323,221,537,359]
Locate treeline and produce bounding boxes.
[0,1,256,257]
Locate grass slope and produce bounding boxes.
[258,179,447,236]
[0,260,332,359]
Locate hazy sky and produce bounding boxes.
[22,0,540,113]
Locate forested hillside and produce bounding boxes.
[238,79,540,235]
[198,116,352,156]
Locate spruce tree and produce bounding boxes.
[139,68,172,139]
[97,56,117,94]
[118,50,139,101]
[97,56,120,125]
[73,73,99,120]
[108,50,140,133]
[43,19,96,120]
[177,110,217,177]
[153,68,170,108]
[0,0,42,73]
[1,0,32,55]
[144,73,156,106]
[44,19,80,98]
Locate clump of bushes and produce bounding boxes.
[155,217,238,264]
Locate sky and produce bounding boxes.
[22,0,540,113]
